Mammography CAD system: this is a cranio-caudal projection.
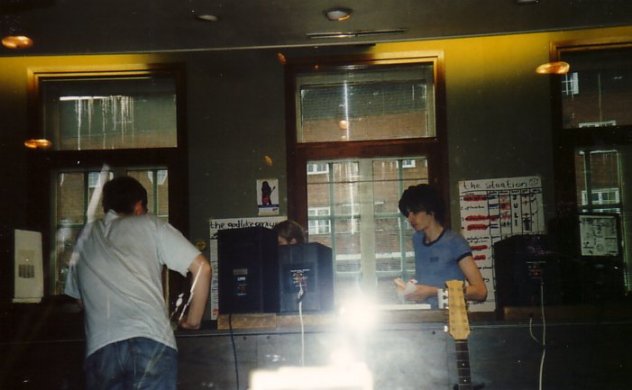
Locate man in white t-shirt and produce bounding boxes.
[65,176,211,389]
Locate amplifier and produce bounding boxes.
[217,226,279,314]
[277,242,334,313]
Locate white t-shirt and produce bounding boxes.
[65,211,200,358]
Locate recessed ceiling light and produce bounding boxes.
[324,7,352,22]
[306,28,406,40]
[2,35,33,49]
[195,13,219,22]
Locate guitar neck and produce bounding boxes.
[454,340,472,390]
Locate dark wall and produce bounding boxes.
[1,26,632,301]
[0,58,31,301]
[184,49,288,246]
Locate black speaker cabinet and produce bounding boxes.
[217,226,279,314]
[277,242,334,313]
[493,234,565,309]
[578,257,626,303]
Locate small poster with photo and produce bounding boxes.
[257,178,279,216]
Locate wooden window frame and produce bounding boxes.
[550,38,632,215]
[25,64,189,297]
[284,52,449,229]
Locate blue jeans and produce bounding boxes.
[84,337,178,390]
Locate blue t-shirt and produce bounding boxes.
[413,228,472,308]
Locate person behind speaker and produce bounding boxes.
[64,176,211,390]
[273,219,306,245]
[394,184,487,308]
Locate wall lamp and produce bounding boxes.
[2,35,33,49]
[535,61,570,75]
[1,15,34,49]
[24,139,52,150]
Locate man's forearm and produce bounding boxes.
[182,255,212,329]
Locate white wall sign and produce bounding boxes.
[458,176,545,312]
[13,229,44,303]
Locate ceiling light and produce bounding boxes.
[306,28,406,40]
[195,13,219,22]
[535,61,570,75]
[2,35,33,49]
[324,7,352,21]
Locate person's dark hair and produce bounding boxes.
[102,176,148,214]
[273,220,306,244]
[398,184,446,224]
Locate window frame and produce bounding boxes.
[284,52,449,230]
[284,52,448,303]
[551,39,632,211]
[551,39,632,291]
[25,64,189,297]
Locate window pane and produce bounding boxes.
[561,47,632,129]
[40,76,178,150]
[575,151,587,206]
[296,64,435,142]
[54,171,86,294]
[56,172,86,225]
[127,169,169,219]
[589,151,620,200]
[52,167,168,295]
[307,157,428,304]
[576,149,621,212]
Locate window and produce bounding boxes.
[27,65,188,296]
[296,63,436,143]
[53,167,168,294]
[307,163,330,175]
[560,46,632,129]
[306,158,428,304]
[308,207,332,235]
[575,150,623,213]
[553,41,632,292]
[562,72,579,96]
[35,72,178,151]
[286,54,447,305]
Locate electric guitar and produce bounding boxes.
[441,280,473,390]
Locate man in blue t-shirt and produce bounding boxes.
[394,184,487,308]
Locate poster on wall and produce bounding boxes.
[579,214,620,256]
[208,216,286,320]
[458,175,545,312]
[257,178,279,216]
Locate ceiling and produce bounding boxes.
[1,0,632,56]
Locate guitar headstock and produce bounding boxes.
[445,280,470,341]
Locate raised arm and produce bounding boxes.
[179,254,212,329]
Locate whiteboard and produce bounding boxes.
[458,175,545,312]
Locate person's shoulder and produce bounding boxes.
[443,229,468,243]
[412,230,425,241]
[116,213,163,230]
